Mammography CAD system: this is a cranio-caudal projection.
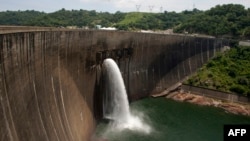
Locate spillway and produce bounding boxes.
[102,58,151,133]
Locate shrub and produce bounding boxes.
[228,69,236,78]
[237,77,249,85]
[207,73,213,78]
[229,85,245,94]
[206,61,215,68]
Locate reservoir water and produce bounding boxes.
[95,97,250,141]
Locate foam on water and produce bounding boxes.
[102,58,151,134]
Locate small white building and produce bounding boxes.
[239,40,250,46]
[96,25,102,29]
[100,27,117,30]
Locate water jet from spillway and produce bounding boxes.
[102,58,151,134]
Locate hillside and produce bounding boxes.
[0,4,250,38]
[118,12,145,25]
[184,46,250,96]
[174,4,250,38]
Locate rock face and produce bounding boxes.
[170,93,250,116]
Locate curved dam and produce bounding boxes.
[0,28,228,141]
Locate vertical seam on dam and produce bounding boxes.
[1,48,19,141]
[58,56,74,140]
[49,114,60,141]
[51,76,68,140]
[0,95,13,141]
[32,80,50,141]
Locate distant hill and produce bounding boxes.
[0,4,250,38]
[0,10,46,25]
[174,4,250,39]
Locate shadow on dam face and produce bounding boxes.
[0,29,228,141]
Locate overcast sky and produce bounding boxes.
[1,0,250,13]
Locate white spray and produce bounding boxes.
[102,58,151,133]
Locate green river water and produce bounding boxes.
[95,97,250,141]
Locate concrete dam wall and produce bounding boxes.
[0,29,228,141]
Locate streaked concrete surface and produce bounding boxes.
[0,28,228,140]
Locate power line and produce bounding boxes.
[160,6,163,13]
[136,5,141,12]
[149,5,154,12]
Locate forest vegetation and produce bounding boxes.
[0,4,250,38]
[184,46,250,96]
